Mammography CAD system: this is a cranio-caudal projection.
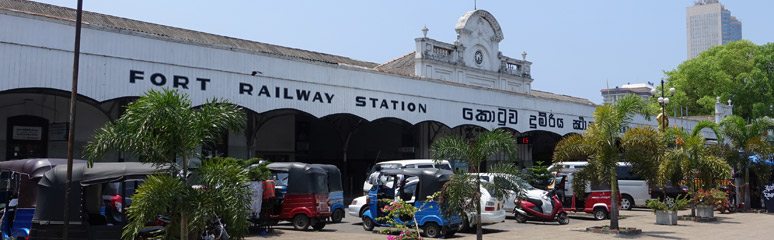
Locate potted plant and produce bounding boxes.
[647,199,671,225]
[647,195,689,225]
[693,189,727,218]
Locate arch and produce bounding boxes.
[454,9,504,42]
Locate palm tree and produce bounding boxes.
[84,88,246,239]
[658,121,731,216]
[719,116,774,210]
[432,128,519,240]
[553,94,651,230]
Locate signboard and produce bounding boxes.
[12,126,42,140]
[764,182,774,213]
[48,122,68,141]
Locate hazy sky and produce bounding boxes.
[33,0,774,104]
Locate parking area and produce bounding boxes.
[247,208,774,240]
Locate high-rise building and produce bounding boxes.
[686,0,742,59]
[600,83,655,105]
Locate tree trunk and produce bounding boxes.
[744,166,751,211]
[181,154,189,240]
[475,175,482,240]
[686,170,696,217]
[609,174,619,230]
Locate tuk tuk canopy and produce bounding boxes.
[0,158,86,208]
[33,162,164,223]
[380,168,453,202]
[311,164,343,192]
[267,162,328,195]
[0,158,86,179]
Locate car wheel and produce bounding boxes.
[457,217,470,232]
[423,222,441,238]
[331,209,344,223]
[292,214,310,230]
[515,212,527,223]
[556,212,569,225]
[593,208,608,220]
[621,195,634,210]
[361,215,375,231]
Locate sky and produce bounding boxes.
[32,0,774,104]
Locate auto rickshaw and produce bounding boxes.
[266,162,330,231]
[29,162,162,240]
[311,164,345,223]
[361,168,462,238]
[0,158,85,240]
[551,172,620,220]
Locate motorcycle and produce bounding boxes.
[513,181,569,225]
[201,213,229,240]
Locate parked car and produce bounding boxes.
[650,181,689,200]
[457,182,506,232]
[348,195,368,218]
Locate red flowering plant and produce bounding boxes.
[692,189,727,207]
[376,199,422,240]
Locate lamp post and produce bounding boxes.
[651,79,675,132]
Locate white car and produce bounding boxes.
[458,184,506,232]
[348,195,368,218]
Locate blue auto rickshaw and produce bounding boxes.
[311,164,345,223]
[361,168,461,238]
[0,158,85,240]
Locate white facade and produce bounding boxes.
[0,3,718,172]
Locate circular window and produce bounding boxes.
[474,50,483,65]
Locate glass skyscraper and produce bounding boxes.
[686,0,742,59]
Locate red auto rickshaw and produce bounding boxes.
[552,173,620,220]
[266,162,331,230]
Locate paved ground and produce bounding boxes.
[245,208,774,240]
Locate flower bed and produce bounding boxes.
[585,226,642,235]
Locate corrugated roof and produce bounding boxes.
[531,90,596,106]
[3,0,596,106]
[0,0,379,68]
[375,51,416,76]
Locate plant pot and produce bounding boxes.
[697,205,714,218]
[669,210,678,225]
[655,210,671,225]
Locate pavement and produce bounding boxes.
[245,208,774,240]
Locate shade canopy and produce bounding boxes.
[33,162,164,223]
[267,162,328,194]
[0,158,86,179]
[380,168,453,202]
[311,164,343,192]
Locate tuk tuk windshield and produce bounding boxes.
[273,172,289,186]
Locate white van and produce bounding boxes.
[362,159,452,194]
[548,161,650,210]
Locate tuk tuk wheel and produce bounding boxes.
[557,212,569,225]
[514,212,527,223]
[593,208,608,220]
[312,218,326,230]
[361,215,375,231]
[423,222,441,238]
[331,209,344,223]
[292,214,311,230]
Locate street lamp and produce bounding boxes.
[651,79,675,132]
